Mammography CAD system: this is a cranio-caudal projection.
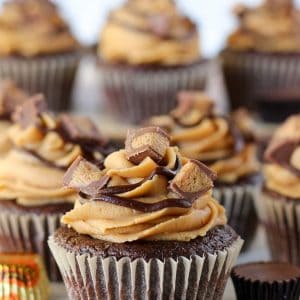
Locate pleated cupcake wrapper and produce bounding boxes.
[0,52,80,111]
[213,183,259,251]
[0,212,62,281]
[255,192,300,265]
[48,236,243,300]
[231,272,300,300]
[99,60,209,124]
[220,50,300,109]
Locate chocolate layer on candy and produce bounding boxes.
[12,93,47,128]
[148,15,171,38]
[170,160,217,199]
[125,127,170,164]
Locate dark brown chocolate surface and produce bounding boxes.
[53,225,238,261]
[0,199,73,215]
[232,262,300,282]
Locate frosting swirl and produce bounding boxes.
[264,114,300,199]
[0,95,108,206]
[147,92,260,183]
[0,0,79,57]
[227,0,300,53]
[62,127,227,243]
[99,0,200,65]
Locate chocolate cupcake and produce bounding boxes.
[0,95,111,281]
[98,0,208,123]
[231,262,300,300]
[0,80,28,155]
[220,0,300,113]
[49,127,243,299]
[147,92,260,250]
[0,253,49,300]
[0,0,80,111]
[257,114,300,265]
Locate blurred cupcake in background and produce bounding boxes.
[0,95,111,281]
[221,0,300,116]
[258,114,300,265]
[98,0,208,123]
[147,91,260,250]
[0,0,80,111]
[0,80,28,155]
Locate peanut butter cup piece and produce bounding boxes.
[170,160,217,199]
[125,127,170,164]
[148,15,171,38]
[12,93,47,128]
[63,156,109,195]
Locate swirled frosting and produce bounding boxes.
[147,92,260,184]
[0,0,79,57]
[227,0,300,52]
[62,127,227,243]
[264,114,300,199]
[0,95,109,206]
[99,0,200,65]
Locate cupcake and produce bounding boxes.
[49,127,243,299]
[0,0,80,111]
[0,95,110,281]
[221,0,300,112]
[0,253,49,300]
[98,0,208,123]
[147,92,260,250]
[231,262,300,300]
[257,114,300,265]
[0,80,28,155]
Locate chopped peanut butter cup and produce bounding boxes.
[125,127,170,164]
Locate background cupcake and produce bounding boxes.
[220,0,300,116]
[0,0,80,111]
[0,95,110,281]
[147,91,260,250]
[49,127,243,299]
[257,114,300,265]
[98,0,208,123]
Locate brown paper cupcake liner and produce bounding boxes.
[256,191,300,265]
[49,235,243,299]
[220,50,300,110]
[98,59,209,124]
[0,52,80,111]
[0,211,63,282]
[213,183,259,251]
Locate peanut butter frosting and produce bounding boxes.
[0,95,109,206]
[264,114,300,199]
[0,0,79,57]
[227,0,300,53]
[99,0,200,65]
[62,127,227,243]
[147,92,260,184]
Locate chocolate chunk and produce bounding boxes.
[12,94,47,128]
[125,127,170,165]
[170,160,217,199]
[148,14,171,38]
[63,156,109,195]
[58,114,105,145]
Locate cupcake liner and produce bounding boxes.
[49,235,243,300]
[0,52,80,111]
[98,59,209,124]
[0,211,63,282]
[231,265,300,300]
[213,183,259,251]
[256,191,300,265]
[220,50,300,110]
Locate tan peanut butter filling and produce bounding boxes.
[0,0,79,57]
[227,0,300,52]
[62,127,227,243]
[264,114,300,199]
[147,92,260,184]
[99,0,200,65]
